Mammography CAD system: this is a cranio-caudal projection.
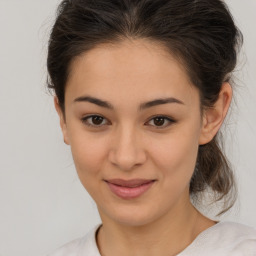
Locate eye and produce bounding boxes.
[146,115,176,129]
[81,115,109,128]
[81,115,176,129]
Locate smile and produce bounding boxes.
[104,179,156,199]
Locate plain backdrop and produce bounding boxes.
[0,0,255,255]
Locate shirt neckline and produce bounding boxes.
[176,221,224,255]
[93,221,225,255]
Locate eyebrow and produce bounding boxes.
[74,95,184,111]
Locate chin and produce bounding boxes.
[100,203,164,228]
[113,215,156,228]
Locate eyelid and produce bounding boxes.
[81,115,110,128]
[145,115,176,129]
[81,114,176,129]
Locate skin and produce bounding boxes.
[55,39,232,256]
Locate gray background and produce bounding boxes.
[0,0,255,255]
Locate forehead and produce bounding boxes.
[65,39,199,108]
[68,39,188,83]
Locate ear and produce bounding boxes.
[199,82,232,145]
[54,97,70,145]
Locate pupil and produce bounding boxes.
[92,116,103,125]
[154,117,164,126]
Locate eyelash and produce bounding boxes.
[81,115,176,129]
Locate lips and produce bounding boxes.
[104,179,156,199]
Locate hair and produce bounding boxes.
[47,0,243,216]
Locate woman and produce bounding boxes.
[47,0,256,255]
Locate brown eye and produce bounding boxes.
[147,116,176,129]
[81,115,108,127]
[153,117,165,126]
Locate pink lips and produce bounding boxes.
[105,179,155,199]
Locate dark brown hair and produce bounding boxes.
[47,0,243,215]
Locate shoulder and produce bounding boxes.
[180,221,256,255]
[211,221,256,254]
[46,224,101,256]
[217,221,256,234]
[212,221,256,246]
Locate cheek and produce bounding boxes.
[69,133,112,202]
[149,126,200,184]
[69,132,109,186]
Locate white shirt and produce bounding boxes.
[47,221,256,255]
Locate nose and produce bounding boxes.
[108,126,147,171]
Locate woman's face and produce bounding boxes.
[59,39,206,226]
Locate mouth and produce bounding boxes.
[104,179,156,199]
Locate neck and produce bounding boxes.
[96,198,215,256]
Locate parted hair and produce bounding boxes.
[47,0,243,215]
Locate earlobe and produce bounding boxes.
[199,82,232,145]
[54,97,70,145]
